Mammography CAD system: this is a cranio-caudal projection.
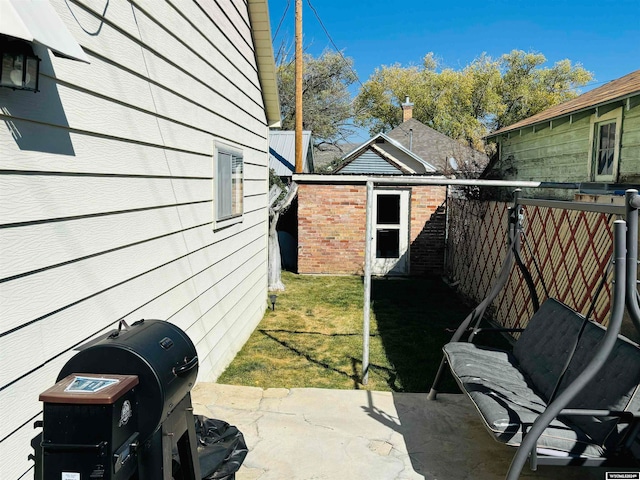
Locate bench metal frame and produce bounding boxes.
[429,189,640,479]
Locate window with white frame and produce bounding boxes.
[589,107,622,182]
[214,142,243,227]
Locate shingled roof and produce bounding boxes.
[386,118,488,175]
[487,69,640,138]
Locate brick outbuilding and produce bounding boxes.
[295,175,447,276]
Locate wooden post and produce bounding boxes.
[294,0,303,173]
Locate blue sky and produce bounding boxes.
[268,0,640,141]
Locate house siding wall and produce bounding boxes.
[493,115,591,199]
[297,183,446,276]
[0,1,269,478]
[339,151,402,174]
[621,103,640,183]
[492,101,640,198]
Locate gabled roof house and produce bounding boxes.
[335,132,438,174]
[335,97,488,176]
[0,0,279,476]
[485,69,640,198]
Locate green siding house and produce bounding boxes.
[485,70,640,199]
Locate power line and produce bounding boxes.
[305,0,365,89]
[582,78,615,88]
[272,0,291,42]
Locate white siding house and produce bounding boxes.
[0,1,280,478]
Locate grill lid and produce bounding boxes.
[58,319,198,441]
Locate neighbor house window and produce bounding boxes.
[214,142,243,228]
[589,107,622,182]
[594,121,616,177]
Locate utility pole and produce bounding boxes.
[294,0,303,173]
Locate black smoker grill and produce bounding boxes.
[36,319,201,480]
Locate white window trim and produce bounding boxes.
[213,140,244,230]
[588,107,622,182]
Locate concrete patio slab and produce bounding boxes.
[192,383,614,480]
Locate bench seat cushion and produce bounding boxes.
[512,298,640,450]
[512,299,586,401]
[444,342,605,458]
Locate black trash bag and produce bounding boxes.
[196,416,248,480]
[174,415,248,480]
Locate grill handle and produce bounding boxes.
[42,440,108,456]
[173,356,198,376]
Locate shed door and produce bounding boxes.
[372,190,409,275]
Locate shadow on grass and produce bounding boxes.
[258,329,362,389]
[371,276,473,393]
[260,329,369,337]
[259,329,402,391]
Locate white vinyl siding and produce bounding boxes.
[0,0,270,477]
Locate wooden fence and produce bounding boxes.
[445,195,619,330]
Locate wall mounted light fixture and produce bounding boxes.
[0,37,40,92]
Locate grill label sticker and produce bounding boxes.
[64,376,119,393]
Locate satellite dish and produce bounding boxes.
[448,157,459,171]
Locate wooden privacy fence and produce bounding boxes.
[445,194,619,329]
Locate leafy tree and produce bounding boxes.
[495,52,592,130]
[277,49,358,146]
[354,50,592,150]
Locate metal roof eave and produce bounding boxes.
[268,130,314,174]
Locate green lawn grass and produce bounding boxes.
[218,272,509,392]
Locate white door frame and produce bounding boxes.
[371,188,410,275]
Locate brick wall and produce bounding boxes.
[297,183,447,275]
[409,186,447,274]
[298,183,367,274]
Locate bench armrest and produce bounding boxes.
[560,409,640,456]
[559,409,638,422]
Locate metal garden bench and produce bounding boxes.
[428,190,640,479]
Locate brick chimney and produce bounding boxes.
[401,96,414,122]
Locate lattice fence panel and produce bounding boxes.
[446,198,508,305]
[446,196,617,330]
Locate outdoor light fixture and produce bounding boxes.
[269,294,277,311]
[0,37,40,92]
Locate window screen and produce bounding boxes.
[215,147,243,223]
